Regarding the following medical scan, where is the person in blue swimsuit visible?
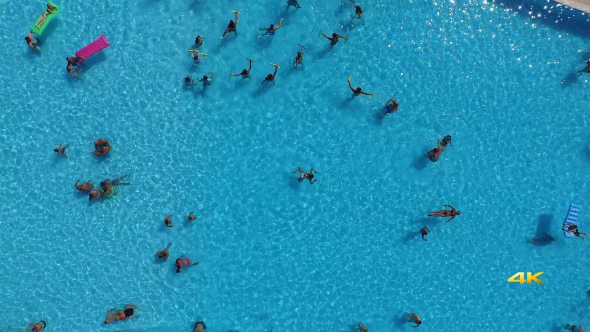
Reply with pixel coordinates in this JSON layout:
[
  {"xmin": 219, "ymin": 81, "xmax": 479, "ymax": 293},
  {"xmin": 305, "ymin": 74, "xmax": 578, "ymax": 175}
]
[
  {"xmin": 384, "ymin": 99, "xmax": 398, "ymax": 114},
  {"xmin": 260, "ymin": 19, "xmax": 283, "ymax": 36}
]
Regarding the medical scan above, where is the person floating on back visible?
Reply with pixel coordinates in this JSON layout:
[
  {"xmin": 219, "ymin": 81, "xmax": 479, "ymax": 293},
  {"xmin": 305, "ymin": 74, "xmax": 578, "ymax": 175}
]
[
  {"xmin": 156, "ymin": 243, "xmax": 172, "ymax": 261},
  {"xmin": 348, "ymin": 76, "xmax": 374, "ymax": 98},
  {"xmin": 175, "ymin": 254, "xmax": 200, "ymax": 273},
  {"xmin": 53, "ymin": 143, "xmax": 68, "ymax": 157},
  {"xmin": 563, "ymin": 223, "xmax": 589, "ymax": 240},
  {"xmin": 428, "ymin": 205, "xmax": 461, "ymax": 224},
  {"xmin": 260, "ymin": 19, "xmax": 283, "ymax": 36},
  {"xmin": 287, "ymin": 0, "xmax": 301, "ymax": 9},
  {"xmin": 384, "ymin": 99, "xmax": 398, "ymax": 114},
  {"xmin": 75, "ymin": 179, "xmax": 94, "ymax": 191},
  {"xmin": 194, "ymin": 321, "xmax": 207, "ymax": 332},
  {"xmin": 261, "ymin": 64, "xmax": 280, "ymax": 84},
  {"xmin": 292, "ymin": 167, "xmax": 317, "ymax": 184},
  {"xmin": 104, "ymin": 304, "xmax": 138, "ymax": 324},
  {"xmin": 407, "ymin": 313, "xmax": 422, "ymax": 328},
  {"xmin": 27, "ymin": 320, "xmax": 46, "ymax": 332},
  {"xmin": 34, "ymin": 3, "xmax": 57, "ymax": 29},
  {"xmin": 92, "ymin": 139, "xmax": 111, "ymax": 156},
  {"xmin": 25, "ymin": 32, "xmax": 41, "ymax": 51},
  {"xmin": 358, "ymin": 323, "xmax": 369, "ymax": 332},
  {"xmin": 221, "ymin": 11, "xmax": 240, "ymax": 38},
  {"xmin": 165, "ymin": 215, "xmax": 173, "ymax": 227},
  {"xmin": 319, "ymin": 31, "xmax": 347, "ymax": 46},
  {"xmin": 231, "ymin": 58, "xmax": 254, "ymax": 78},
  {"xmin": 295, "ymin": 45, "xmax": 305, "ymax": 68},
  {"xmin": 353, "ymin": 5, "xmax": 363, "ymax": 19},
  {"xmin": 188, "ymin": 211, "xmax": 197, "ymax": 221},
  {"xmin": 421, "ymin": 226, "xmax": 430, "ymax": 241}
]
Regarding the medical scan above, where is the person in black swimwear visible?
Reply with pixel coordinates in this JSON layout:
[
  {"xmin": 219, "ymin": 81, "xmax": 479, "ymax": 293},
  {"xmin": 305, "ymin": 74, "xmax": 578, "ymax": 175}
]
[
  {"xmin": 194, "ymin": 321, "xmax": 207, "ymax": 332},
  {"xmin": 295, "ymin": 45, "xmax": 305, "ymax": 68},
  {"xmin": 221, "ymin": 12, "xmax": 239, "ymax": 38},
  {"xmin": 27, "ymin": 321, "xmax": 46, "ymax": 331},
  {"xmin": 563, "ymin": 223, "xmax": 589, "ymax": 240},
  {"xmin": 292, "ymin": 167, "xmax": 317, "ymax": 184},
  {"xmin": 260, "ymin": 19, "xmax": 283, "ymax": 36},
  {"xmin": 320, "ymin": 32, "xmax": 346, "ymax": 46},
  {"xmin": 421, "ymin": 226, "xmax": 430, "ymax": 241}
]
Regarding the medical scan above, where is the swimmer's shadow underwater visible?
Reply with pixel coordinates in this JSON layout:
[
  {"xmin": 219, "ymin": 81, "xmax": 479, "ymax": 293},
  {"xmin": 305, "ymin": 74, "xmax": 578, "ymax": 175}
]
[
  {"xmin": 411, "ymin": 148, "xmax": 431, "ymax": 171},
  {"xmin": 527, "ymin": 214, "xmax": 556, "ymax": 246}
]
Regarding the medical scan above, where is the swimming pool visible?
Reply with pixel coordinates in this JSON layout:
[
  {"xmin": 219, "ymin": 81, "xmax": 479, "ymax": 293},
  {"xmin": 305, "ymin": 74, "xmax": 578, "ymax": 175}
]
[{"xmin": 1, "ymin": 0, "xmax": 590, "ymax": 330}]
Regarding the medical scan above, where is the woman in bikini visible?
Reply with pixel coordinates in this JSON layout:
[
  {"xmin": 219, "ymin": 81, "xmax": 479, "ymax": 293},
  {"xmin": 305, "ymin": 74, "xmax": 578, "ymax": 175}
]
[
  {"xmin": 27, "ymin": 321, "xmax": 46, "ymax": 331},
  {"xmin": 34, "ymin": 4, "xmax": 58, "ymax": 29},
  {"xmin": 165, "ymin": 215, "xmax": 173, "ymax": 227},
  {"xmin": 428, "ymin": 205, "xmax": 461, "ymax": 224},
  {"xmin": 259, "ymin": 19, "xmax": 283, "ymax": 36},
  {"xmin": 348, "ymin": 78, "xmax": 372, "ymax": 97},
  {"xmin": 292, "ymin": 167, "xmax": 318, "ymax": 184},
  {"xmin": 320, "ymin": 32, "xmax": 346, "ymax": 46},
  {"xmin": 52, "ymin": 143, "xmax": 68, "ymax": 157},
  {"xmin": 156, "ymin": 243, "xmax": 172, "ymax": 261},
  {"xmin": 74, "ymin": 179, "xmax": 94, "ymax": 191},
  {"xmin": 563, "ymin": 223, "xmax": 589, "ymax": 240},
  {"xmin": 221, "ymin": 12, "xmax": 239, "ymax": 38},
  {"xmin": 175, "ymin": 254, "xmax": 201, "ymax": 273},
  {"xmin": 25, "ymin": 32, "xmax": 41, "ymax": 51},
  {"xmin": 104, "ymin": 304, "xmax": 138, "ymax": 324}
]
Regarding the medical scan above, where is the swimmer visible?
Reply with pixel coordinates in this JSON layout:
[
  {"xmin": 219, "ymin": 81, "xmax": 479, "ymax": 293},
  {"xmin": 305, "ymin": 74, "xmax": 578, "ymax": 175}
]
[
  {"xmin": 563, "ymin": 223, "xmax": 589, "ymax": 240},
  {"xmin": 221, "ymin": 11, "xmax": 239, "ymax": 38},
  {"xmin": 261, "ymin": 64, "xmax": 279, "ymax": 84},
  {"xmin": 34, "ymin": 4, "xmax": 58, "ymax": 29},
  {"xmin": 438, "ymin": 135, "xmax": 452, "ymax": 153},
  {"xmin": 407, "ymin": 313, "xmax": 422, "ymax": 328},
  {"xmin": 428, "ymin": 205, "xmax": 461, "ymax": 224},
  {"xmin": 427, "ymin": 147, "xmax": 441, "ymax": 162},
  {"xmin": 100, "ymin": 180, "xmax": 116, "ymax": 197},
  {"xmin": 92, "ymin": 139, "xmax": 111, "ymax": 156},
  {"xmin": 320, "ymin": 31, "xmax": 346, "ymax": 46},
  {"xmin": 184, "ymin": 76, "xmax": 195, "ymax": 86},
  {"xmin": 348, "ymin": 77, "xmax": 373, "ymax": 97},
  {"xmin": 66, "ymin": 56, "xmax": 86, "ymax": 65},
  {"xmin": 353, "ymin": 5, "xmax": 363, "ymax": 19},
  {"xmin": 188, "ymin": 211, "xmax": 197, "ymax": 221},
  {"xmin": 579, "ymin": 60, "xmax": 590, "ymax": 73},
  {"xmin": 384, "ymin": 99, "xmax": 399, "ymax": 114},
  {"xmin": 421, "ymin": 226, "xmax": 430, "ymax": 241},
  {"xmin": 74, "ymin": 179, "xmax": 94, "ymax": 191},
  {"xmin": 25, "ymin": 32, "xmax": 41, "ymax": 51},
  {"xmin": 52, "ymin": 143, "xmax": 68, "ymax": 157},
  {"xmin": 292, "ymin": 167, "xmax": 318, "ymax": 184},
  {"xmin": 230, "ymin": 59, "xmax": 253, "ymax": 78},
  {"xmin": 566, "ymin": 324, "xmax": 583, "ymax": 332},
  {"xmin": 199, "ymin": 73, "xmax": 214, "ymax": 90},
  {"xmin": 195, "ymin": 35, "xmax": 204, "ymax": 47},
  {"xmin": 259, "ymin": 19, "xmax": 283, "ymax": 36},
  {"xmin": 175, "ymin": 254, "xmax": 201, "ymax": 273},
  {"xmin": 156, "ymin": 243, "xmax": 172, "ymax": 261},
  {"xmin": 27, "ymin": 321, "xmax": 46, "ymax": 332},
  {"xmin": 295, "ymin": 45, "xmax": 305, "ymax": 68},
  {"xmin": 287, "ymin": 0, "xmax": 302, "ymax": 9},
  {"xmin": 66, "ymin": 64, "xmax": 82, "ymax": 77},
  {"xmin": 165, "ymin": 215, "xmax": 173, "ymax": 227},
  {"xmin": 88, "ymin": 189, "xmax": 102, "ymax": 201},
  {"xmin": 104, "ymin": 304, "xmax": 138, "ymax": 324},
  {"xmin": 194, "ymin": 321, "xmax": 207, "ymax": 332},
  {"xmin": 358, "ymin": 323, "xmax": 369, "ymax": 332}
]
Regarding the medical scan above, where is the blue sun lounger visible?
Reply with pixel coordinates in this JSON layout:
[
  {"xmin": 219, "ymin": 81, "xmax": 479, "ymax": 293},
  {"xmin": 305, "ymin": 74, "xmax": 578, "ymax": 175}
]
[{"xmin": 563, "ymin": 204, "xmax": 582, "ymax": 238}]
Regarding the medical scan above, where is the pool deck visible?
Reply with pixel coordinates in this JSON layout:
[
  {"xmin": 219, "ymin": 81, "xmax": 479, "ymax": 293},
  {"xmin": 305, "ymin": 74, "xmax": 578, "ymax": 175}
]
[{"xmin": 553, "ymin": 0, "xmax": 590, "ymax": 13}]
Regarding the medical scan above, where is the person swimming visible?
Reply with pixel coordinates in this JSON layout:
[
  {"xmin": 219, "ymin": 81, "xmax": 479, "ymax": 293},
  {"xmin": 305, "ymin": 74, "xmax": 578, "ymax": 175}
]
[
  {"xmin": 188, "ymin": 211, "xmax": 197, "ymax": 221},
  {"xmin": 199, "ymin": 73, "xmax": 214, "ymax": 90},
  {"xmin": 175, "ymin": 254, "xmax": 201, "ymax": 273},
  {"xmin": 25, "ymin": 32, "xmax": 41, "ymax": 51},
  {"xmin": 194, "ymin": 321, "xmax": 207, "ymax": 332},
  {"xmin": 384, "ymin": 99, "xmax": 398, "ymax": 114},
  {"xmin": 420, "ymin": 226, "xmax": 430, "ymax": 241},
  {"xmin": 156, "ymin": 243, "xmax": 172, "ymax": 261},
  {"xmin": 295, "ymin": 45, "xmax": 305, "ymax": 68},
  {"xmin": 287, "ymin": 0, "xmax": 302, "ymax": 9},
  {"xmin": 230, "ymin": 59, "xmax": 253, "ymax": 78},
  {"xmin": 27, "ymin": 320, "xmax": 46, "ymax": 332},
  {"xmin": 438, "ymin": 135, "xmax": 452, "ymax": 153},
  {"xmin": 92, "ymin": 139, "xmax": 111, "ymax": 156},
  {"xmin": 165, "ymin": 215, "xmax": 173, "ymax": 227},
  {"xmin": 407, "ymin": 313, "xmax": 422, "ymax": 328},
  {"xmin": 195, "ymin": 35, "xmax": 204, "ymax": 47},
  {"xmin": 428, "ymin": 205, "xmax": 461, "ymax": 224},
  {"xmin": 184, "ymin": 76, "xmax": 194, "ymax": 86},
  {"xmin": 104, "ymin": 304, "xmax": 138, "ymax": 324},
  {"xmin": 261, "ymin": 64, "xmax": 279, "ymax": 84},
  {"xmin": 259, "ymin": 19, "xmax": 283, "ymax": 36},
  {"xmin": 292, "ymin": 167, "xmax": 318, "ymax": 184},
  {"xmin": 347, "ymin": 77, "xmax": 373, "ymax": 97},
  {"xmin": 221, "ymin": 11, "xmax": 239, "ymax": 38},
  {"xmin": 354, "ymin": 5, "xmax": 363, "ymax": 19},
  {"xmin": 563, "ymin": 223, "xmax": 589, "ymax": 240},
  {"xmin": 320, "ymin": 31, "xmax": 346, "ymax": 46},
  {"xmin": 427, "ymin": 147, "xmax": 441, "ymax": 162},
  {"xmin": 52, "ymin": 143, "xmax": 68, "ymax": 157},
  {"xmin": 75, "ymin": 179, "xmax": 94, "ymax": 191},
  {"xmin": 358, "ymin": 323, "xmax": 369, "ymax": 332}
]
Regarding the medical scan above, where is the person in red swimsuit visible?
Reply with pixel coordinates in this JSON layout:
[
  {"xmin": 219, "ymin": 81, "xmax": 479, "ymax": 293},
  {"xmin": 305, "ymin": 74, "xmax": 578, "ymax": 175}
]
[
  {"xmin": 92, "ymin": 139, "xmax": 111, "ymax": 156},
  {"xmin": 175, "ymin": 254, "xmax": 200, "ymax": 273},
  {"xmin": 74, "ymin": 179, "xmax": 94, "ymax": 191},
  {"xmin": 52, "ymin": 143, "xmax": 69, "ymax": 157},
  {"xmin": 428, "ymin": 205, "xmax": 461, "ymax": 224},
  {"xmin": 104, "ymin": 304, "xmax": 138, "ymax": 324}
]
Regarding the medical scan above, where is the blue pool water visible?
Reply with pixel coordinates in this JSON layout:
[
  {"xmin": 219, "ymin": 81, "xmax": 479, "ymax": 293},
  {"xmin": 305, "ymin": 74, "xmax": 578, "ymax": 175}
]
[{"xmin": 1, "ymin": 0, "xmax": 590, "ymax": 331}]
